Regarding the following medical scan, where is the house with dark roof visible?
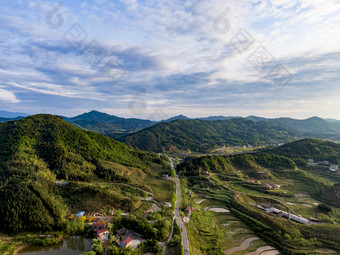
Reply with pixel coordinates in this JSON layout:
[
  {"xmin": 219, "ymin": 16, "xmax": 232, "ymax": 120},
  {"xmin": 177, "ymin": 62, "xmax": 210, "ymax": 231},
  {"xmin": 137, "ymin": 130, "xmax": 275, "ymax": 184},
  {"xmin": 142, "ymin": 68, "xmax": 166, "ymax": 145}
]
[
  {"xmin": 115, "ymin": 228, "xmax": 128, "ymax": 237},
  {"xmin": 184, "ymin": 205, "xmax": 191, "ymax": 216},
  {"xmin": 161, "ymin": 201, "xmax": 172, "ymax": 207},
  {"xmin": 92, "ymin": 223, "xmax": 106, "ymax": 229}
]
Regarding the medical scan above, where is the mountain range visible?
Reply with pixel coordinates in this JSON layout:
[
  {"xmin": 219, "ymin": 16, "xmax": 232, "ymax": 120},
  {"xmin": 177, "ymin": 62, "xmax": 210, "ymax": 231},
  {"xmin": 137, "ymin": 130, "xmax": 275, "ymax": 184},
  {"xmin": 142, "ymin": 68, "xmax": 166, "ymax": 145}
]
[
  {"xmin": 1, "ymin": 110, "xmax": 340, "ymax": 151},
  {"xmin": 120, "ymin": 118, "xmax": 297, "ymax": 152}
]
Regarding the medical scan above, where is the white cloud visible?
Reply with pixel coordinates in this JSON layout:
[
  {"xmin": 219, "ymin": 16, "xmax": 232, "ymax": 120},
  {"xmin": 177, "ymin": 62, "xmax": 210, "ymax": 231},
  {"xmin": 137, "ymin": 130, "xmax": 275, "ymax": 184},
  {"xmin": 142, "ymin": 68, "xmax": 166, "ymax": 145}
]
[
  {"xmin": 0, "ymin": 86, "xmax": 19, "ymax": 103},
  {"xmin": 0, "ymin": 0, "xmax": 340, "ymax": 118}
]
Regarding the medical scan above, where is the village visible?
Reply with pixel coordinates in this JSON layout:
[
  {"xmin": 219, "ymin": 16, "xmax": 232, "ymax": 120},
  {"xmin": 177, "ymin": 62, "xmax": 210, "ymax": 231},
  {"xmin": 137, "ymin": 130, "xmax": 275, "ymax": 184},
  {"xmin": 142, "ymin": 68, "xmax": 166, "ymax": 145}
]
[
  {"xmin": 307, "ymin": 159, "xmax": 339, "ymax": 172},
  {"xmin": 66, "ymin": 196, "xmax": 189, "ymax": 252},
  {"xmin": 67, "ymin": 210, "xmax": 155, "ymax": 250}
]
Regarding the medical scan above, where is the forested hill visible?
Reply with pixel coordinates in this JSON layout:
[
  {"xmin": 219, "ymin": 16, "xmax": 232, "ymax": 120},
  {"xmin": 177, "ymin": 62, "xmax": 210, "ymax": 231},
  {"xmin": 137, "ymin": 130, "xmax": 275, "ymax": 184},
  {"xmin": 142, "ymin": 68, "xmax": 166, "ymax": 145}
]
[
  {"xmin": 64, "ymin": 110, "xmax": 154, "ymax": 138},
  {"xmin": 177, "ymin": 153, "xmax": 296, "ymax": 176},
  {"xmin": 0, "ymin": 114, "xmax": 169, "ymax": 233},
  {"xmin": 119, "ymin": 118, "xmax": 297, "ymax": 153},
  {"xmin": 265, "ymin": 138, "xmax": 340, "ymax": 164}
]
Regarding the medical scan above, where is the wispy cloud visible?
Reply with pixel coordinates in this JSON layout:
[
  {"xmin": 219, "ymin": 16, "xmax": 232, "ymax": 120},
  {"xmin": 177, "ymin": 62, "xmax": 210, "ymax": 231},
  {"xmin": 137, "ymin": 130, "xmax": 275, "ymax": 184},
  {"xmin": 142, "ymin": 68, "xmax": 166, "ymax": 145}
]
[{"xmin": 0, "ymin": 0, "xmax": 339, "ymax": 119}]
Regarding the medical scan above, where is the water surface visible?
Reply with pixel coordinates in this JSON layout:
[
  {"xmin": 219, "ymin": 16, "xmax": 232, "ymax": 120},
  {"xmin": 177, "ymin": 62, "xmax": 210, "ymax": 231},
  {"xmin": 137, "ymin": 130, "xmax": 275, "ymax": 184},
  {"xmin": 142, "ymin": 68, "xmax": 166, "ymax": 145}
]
[{"xmin": 19, "ymin": 236, "xmax": 92, "ymax": 255}]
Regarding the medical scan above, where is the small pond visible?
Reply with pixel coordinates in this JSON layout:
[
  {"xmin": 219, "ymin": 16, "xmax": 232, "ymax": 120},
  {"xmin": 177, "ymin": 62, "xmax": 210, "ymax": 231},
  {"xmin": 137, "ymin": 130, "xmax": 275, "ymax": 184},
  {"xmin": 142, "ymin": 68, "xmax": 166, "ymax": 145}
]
[{"xmin": 19, "ymin": 236, "xmax": 92, "ymax": 255}]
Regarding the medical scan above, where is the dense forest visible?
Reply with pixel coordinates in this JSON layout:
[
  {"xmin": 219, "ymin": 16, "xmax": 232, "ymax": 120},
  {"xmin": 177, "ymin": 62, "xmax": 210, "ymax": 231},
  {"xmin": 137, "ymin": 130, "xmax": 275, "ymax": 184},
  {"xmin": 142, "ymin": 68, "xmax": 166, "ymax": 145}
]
[
  {"xmin": 120, "ymin": 118, "xmax": 297, "ymax": 152},
  {"xmin": 0, "ymin": 114, "xmax": 169, "ymax": 233}
]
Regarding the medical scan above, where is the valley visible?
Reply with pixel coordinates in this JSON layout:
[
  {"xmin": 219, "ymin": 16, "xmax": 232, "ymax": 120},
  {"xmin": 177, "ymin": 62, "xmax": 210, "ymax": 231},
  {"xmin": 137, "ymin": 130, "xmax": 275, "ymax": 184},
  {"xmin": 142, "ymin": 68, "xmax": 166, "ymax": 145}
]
[
  {"xmin": 2, "ymin": 1, "xmax": 340, "ymax": 254},
  {"xmin": 0, "ymin": 114, "xmax": 340, "ymax": 255}
]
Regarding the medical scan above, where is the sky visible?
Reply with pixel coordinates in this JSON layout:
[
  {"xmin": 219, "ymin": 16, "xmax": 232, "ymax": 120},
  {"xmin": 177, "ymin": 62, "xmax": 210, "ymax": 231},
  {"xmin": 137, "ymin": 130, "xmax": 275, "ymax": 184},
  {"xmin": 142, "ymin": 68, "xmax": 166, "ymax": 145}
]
[{"xmin": 0, "ymin": 0, "xmax": 340, "ymax": 120}]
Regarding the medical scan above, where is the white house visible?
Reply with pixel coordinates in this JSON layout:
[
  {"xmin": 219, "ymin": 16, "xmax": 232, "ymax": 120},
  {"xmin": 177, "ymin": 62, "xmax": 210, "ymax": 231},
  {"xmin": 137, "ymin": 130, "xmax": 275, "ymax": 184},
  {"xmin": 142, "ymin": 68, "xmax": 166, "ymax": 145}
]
[{"xmin": 329, "ymin": 164, "xmax": 339, "ymax": 172}]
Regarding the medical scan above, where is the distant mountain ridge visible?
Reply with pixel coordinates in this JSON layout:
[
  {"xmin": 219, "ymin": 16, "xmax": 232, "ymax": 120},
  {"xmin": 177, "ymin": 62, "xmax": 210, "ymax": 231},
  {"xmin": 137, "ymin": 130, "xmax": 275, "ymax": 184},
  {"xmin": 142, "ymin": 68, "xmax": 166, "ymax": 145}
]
[
  {"xmin": 63, "ymin": 110, "xmax": 154, "ymax": 138},
  {"xmin": 0, "ymin": 110, "xmax": 28, "ymax": 118},
  {"xmin": 62, "ymin": 112, "xmax": 340, "ymax": 142},
  {"xmin": 161, "ymin": 114, "xmax": 189, "ymax": 122},
  {"xmin": 264, "ymin": 138, "xmax": 340, "ymax": 164},
  {"xmin": 1, "ymin": 110, "xmax": 340, "ymax": 142},
  {"xmin": 119, "ymin": 118, "xmax": 297, "ymax": 152}
]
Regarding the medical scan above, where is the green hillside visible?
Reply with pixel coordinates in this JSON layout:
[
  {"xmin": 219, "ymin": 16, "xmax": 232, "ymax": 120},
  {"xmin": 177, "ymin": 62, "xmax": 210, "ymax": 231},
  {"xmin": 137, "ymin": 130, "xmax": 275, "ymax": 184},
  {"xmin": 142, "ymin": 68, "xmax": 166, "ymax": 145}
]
[
  {"xmin": 178, "ymin": 141, "xmax": 340, "ymax": 253},
  {"xmin": 246, "ymin": 116, "xmax": 340, "ymax": 142},
  {"xmin": 0, "ymin": 114, "xmax": 169, "ymax": 234},
  {"xmin": 177, "ymin": 153, "xmax": 296, "ymax": 177},
  {"xmin": 120, "ymin": 118, "xmax": 297, "ymax": 152},
  {"xmin": 65, "ymin": 110, "xmax": 154, "ymax": 137},
  {"xmin": 267, "ymin": 138, "xmax": 340, "ymax": 164}
]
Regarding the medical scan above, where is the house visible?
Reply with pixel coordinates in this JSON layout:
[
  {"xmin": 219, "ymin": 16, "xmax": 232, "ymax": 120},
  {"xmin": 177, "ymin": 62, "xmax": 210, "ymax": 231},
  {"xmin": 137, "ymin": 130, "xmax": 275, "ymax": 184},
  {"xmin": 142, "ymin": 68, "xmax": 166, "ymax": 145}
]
[
  {"xmin": 262, "ymin": 183, "xmax": 272, "ymax": 189},
  {"xmin": 329, "ymin": 164, "xmax": 339, "ymax": 172},
  {"xmin": 96, "ymin": 228, "xmax": 109, "ymax": 239},
  {"xmin": 273, "ymin": 184, "xmax": 281, "ymax": 189},
  {"xmin": 56, "ymin": 180, "xmax": 68, "ymax": 186},
  {"xmin": 115, "ymin": 228, "xmax": 128, "ymax": 237},
  {"xmin": 266, "ymin": 208, "xmax": 281, "ymax": 214},
  {"xmin": 307, "ymin": 159, "xmax": 317, "ymax": 166},
  {"xmin": 184, "ymin": 206, "xmax": 191, "ymax": 216},
  {"xmin": 119, "ymin": 236, "xmax": 133, "ymax": 248},
  {"xmin": 265, "ymin": 207, "xmax": 310, "ymax": 224},
  {"xmin": 92, "ymin": 223, "xmax": 106, "ymax": 229},
  {"xmin": 257, "ymin": 205, "xmax": 266, "ymax": 211},
  {"xmin": 162, "ymin": 174, "xmax": 172, "ymax": 181},
  {"xmin": 161, "ymin": 202, "xmax": 172, "ymax": 207},
  {"xmin": 75, "ymin": 211, "xmax": 85, "ymax": 217}
]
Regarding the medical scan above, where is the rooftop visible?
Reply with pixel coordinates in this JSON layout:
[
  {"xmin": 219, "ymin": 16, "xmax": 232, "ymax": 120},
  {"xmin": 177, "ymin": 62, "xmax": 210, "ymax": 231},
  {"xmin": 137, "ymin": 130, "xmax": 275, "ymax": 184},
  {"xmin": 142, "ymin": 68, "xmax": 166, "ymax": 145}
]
[{"xmin": 122, "ymin": 236, "xmax": 133, "ymax": 244}]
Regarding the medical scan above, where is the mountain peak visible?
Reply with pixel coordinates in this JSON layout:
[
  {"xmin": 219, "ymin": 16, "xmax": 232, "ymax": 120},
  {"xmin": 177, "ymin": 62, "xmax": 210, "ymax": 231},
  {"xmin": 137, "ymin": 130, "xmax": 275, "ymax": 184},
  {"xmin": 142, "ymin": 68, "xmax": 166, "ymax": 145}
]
[
  {"xmin": 68, "ymin": 110, "xmax": 120, "ymax": 122},
  {"xmin": 162, "ymin": 114, "xmax": 189, "ymax": 122}
]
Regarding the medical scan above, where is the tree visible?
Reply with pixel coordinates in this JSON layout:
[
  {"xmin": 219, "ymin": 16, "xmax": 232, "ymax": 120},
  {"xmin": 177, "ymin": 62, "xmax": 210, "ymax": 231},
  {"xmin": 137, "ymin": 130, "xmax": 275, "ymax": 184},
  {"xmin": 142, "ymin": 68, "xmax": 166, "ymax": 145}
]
[{"xmin": 91, "ymin": 239, "xmax": 104, "ymax": 255}]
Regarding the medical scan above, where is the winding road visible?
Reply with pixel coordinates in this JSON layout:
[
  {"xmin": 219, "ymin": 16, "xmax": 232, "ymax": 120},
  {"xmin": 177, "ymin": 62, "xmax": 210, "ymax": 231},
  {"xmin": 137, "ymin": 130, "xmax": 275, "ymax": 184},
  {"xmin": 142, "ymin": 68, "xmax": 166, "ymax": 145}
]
[{"xmin": 172, "ymin": 159, "xmax": 191, "ymax": 255}]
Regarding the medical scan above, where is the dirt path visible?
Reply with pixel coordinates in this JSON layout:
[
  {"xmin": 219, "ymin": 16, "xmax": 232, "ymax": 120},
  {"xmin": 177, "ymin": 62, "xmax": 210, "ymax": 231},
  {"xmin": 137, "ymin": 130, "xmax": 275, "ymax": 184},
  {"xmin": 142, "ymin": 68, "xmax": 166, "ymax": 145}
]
[
  {"xmin": 195, "ymin": 199, "xmax": 205, "ymax": 204},
  {"xmin": 207, "ymin": 207, "xmax": 230, "ymax": 213},
  {"xmin": 260, "ymin": 250, "xmax": 280, "ymax": 255},
  {"xmin": 244, "ymin": 246, "xmax": 278, "ymax": 255},
  {"xmin": 224, "ymin": 237, "xmax": 259, "ymax": 255},
  {"xmin": 314, "ymin": 248, "xmax": 337, "ymax": 254}
]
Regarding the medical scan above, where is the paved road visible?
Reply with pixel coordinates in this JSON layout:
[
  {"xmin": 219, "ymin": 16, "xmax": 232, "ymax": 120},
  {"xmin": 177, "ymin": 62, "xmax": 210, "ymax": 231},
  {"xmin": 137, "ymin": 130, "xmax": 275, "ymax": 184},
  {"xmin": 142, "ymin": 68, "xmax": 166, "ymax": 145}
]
[{"xmin": 171, "ymin": 160, "xmax": 191, "ymax": 255}]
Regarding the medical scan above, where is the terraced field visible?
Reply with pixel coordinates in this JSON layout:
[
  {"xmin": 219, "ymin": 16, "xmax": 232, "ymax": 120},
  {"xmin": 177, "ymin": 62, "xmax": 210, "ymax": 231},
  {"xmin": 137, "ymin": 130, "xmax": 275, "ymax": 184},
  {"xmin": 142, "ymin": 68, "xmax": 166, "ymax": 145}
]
[{"xmin": 185, "ymin": 198, "xmax": 280, "ymax": 255}]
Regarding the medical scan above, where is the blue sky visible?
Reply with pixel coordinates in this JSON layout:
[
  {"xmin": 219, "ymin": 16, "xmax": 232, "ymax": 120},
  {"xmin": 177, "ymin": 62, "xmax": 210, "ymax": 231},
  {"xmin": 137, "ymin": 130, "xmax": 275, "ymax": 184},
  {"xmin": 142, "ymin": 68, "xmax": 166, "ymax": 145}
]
[{"xmin": 1, "ymin": 0, "xmax": 340, "ymax": 119}]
